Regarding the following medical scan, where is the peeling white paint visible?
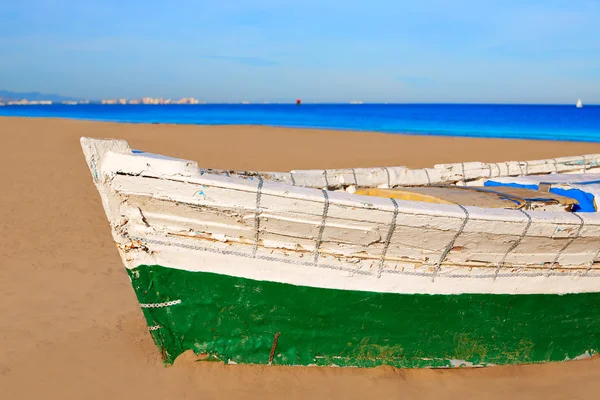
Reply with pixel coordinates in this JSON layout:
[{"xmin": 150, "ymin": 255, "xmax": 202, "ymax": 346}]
[
  {"xmin": 80, "ymin": 137, "xmax": 600, "ymax": 296},
  {"xmin": 565, "ymin": 351, "xmax": 595, "ymax": 361}
]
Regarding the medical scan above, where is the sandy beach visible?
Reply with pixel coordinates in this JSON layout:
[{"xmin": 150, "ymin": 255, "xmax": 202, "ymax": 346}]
[{"xmin": 3, "ymin": 116, "xmax": 600, "ymax": 399}]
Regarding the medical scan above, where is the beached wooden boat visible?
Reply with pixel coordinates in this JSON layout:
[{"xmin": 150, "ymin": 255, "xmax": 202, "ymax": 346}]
[{"xmin": 81, "ymin": 137, "xmax": 600, "ymax": 368}]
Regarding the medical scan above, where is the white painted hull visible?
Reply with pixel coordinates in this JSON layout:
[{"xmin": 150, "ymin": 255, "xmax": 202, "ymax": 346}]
[{"xmin": 81, "ymin": 137, "xmax": 600, "ymax": 296}]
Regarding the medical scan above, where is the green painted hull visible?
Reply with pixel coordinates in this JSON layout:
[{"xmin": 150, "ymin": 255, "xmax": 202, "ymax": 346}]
[{"xmin": 128, "ymin": 265, "xmax": 600, "ymax": 367}]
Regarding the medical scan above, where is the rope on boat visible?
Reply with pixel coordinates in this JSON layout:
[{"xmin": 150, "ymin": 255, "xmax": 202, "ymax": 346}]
[
  {"xmin": 323, "ymin": 169, "xmax": 330, "ymax": 188},
  {"xmin": 289, "ymin": 171, "xmax": 296, "ymax": 186},
  {"xmin": 524, "ymin": 161, "xmax": 529, "ymax": 176},
  {"xmin": 378, "ymin": 198, "xmax": 399, "ymax": 278},
  {"xmin": 131, "ymin": 236, "xmax": 600, "ymax": 279},
  {"xmin": 587, "ymin": 248, "xmax": 600, "ymax": 276},
  {"xmin": 494, "ymin": 163, "xmax": 502, "ymax": 177},
  {"xmin": 313, "ymin": 189, "xmax": 330, "ymax": 265},
  {"xmin": 494, "ymin": 209, "xmax": 532, "ymax": 281},
  {"xmin": 383, "ymin": 167, "xmax": 391, "ymax": 188},
  {"xmin": 431, "ymin": 204, "xmax": 470, "ymax": 282},
  {"xmin": 140, "ymin": 299, "xmax": 182, "ymax": 308},
  {"xmin": 138, "ymin": 236, "xmax": 372, "ymax": 275},
  {"xmin": 268, "ymin": 332, "xmax": 280, "ymax": 365},
  {"xmin": 553, "ymin": 158, "xmax": 559, "ymax": 173},
  {"xmin": 252, "ymin": 173, "xmax": 264, "ymax": 258},
  {"xmin": 546, "ymin": 213, "xmax": 585, "ymax": 277},
  {"xmin": 424, "ymin": 168, "xmax": 432, "ymax": 185},
  {"xmin": 461, "ymin": 163, "xmax": 466, "ymax": 183},
  {"xmin": 351, "ymin": 168, "xmax": 358, "ymax": 187}
]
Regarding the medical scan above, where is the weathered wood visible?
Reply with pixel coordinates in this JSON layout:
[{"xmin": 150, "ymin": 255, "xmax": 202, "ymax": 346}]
[
  {"xmin": 80, "ymin": 137, "xmax": 600, "ymax": 369},
  {"xmin": 82, "ymin": 137, "xmax": 600, "ymax": 295}
]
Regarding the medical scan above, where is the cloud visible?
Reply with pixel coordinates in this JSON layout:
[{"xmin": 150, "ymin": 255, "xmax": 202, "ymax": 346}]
[{"xmin": 199, "ymin": 55, "xmax": 278, "ymax": 67}]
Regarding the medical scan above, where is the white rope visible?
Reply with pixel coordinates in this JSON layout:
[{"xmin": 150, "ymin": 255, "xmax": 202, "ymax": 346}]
[
  {"xmin": 382, "ymin": 167, "xmax": 391, "ymax": 188},
  {"xmin": 545, "ymin": 213, "xmax": 585, "ymax": 277},
  {"xmin": 424, "ymin": 169, "xmax": 431, "ymax": 185},
  {"xmin": 431, "ymin": 204, "xmax": 469, "ymax": 282},
  {"xmin": 252, "ymin": 173, "xmax": 264, "ymax": 257},
  {"xmin": 587, "ymin": 248, "xmax": 600, "ymax": 275},
  {"xmin": 129, "ymin": 236, "xmax": 600, "ymax": 279},
  {"xmin": 148, "ymin": 325, "xmax": 162, "ymax": 331},
  {"xmin": 140, "ymin": 299, "xmax": 182, "ymax": 308},
  {"xmin": 377, "ymin": 198, "xmax": 399, "ymax": 278},
  {"xmin": 494, "ymin": 209, "xmax": 532, "ymax": 280},
  {"xmin": 351, "ymin": 168, "xmax": 358, "ymax": 187},
  {"xmin": 313, "ymin": 189, "xmax": 330, "ymax": 265},
  {"xmin": 494, "ymin": 163, "xmax": 502, "ymax": 177}
]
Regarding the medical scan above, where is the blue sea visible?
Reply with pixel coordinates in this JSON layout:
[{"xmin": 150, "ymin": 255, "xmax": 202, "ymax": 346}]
[{"xmin": 1, "ymin": 103, "xmax": 599, "ymax": 142}]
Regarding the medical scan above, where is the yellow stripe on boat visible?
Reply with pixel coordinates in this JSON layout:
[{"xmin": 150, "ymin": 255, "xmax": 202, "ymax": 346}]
[{"xmin": 355, "ymin": 187, "xmax": 456, "ymax": 204}]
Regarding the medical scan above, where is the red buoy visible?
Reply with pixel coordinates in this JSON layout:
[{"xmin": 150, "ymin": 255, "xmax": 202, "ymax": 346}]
[{"xmin": 296, "ymin": 99, "xmax": 301, "ymax": 105}]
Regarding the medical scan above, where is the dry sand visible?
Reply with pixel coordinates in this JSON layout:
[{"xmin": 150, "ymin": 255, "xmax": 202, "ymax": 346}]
[{"xmin": 2, "ymin": 116, "xmax": 600, "ymax": 399}]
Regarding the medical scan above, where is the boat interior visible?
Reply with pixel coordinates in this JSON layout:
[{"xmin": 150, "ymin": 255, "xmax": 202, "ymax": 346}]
[
  {"xmin": 184, "ymin": 158, "xmax": 600, "ymax": 214},
  {"xmin": 125, "ymin": 143, "xmax": 600, "ymax": 214}
]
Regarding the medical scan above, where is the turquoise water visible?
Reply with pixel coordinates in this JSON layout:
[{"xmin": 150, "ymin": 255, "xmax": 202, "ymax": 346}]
[{"xmin": 1, "ymin": 103, "xmax": 599, "ymax": 142}]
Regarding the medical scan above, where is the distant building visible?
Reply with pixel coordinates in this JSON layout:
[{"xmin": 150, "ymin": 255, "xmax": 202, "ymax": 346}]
[
  {"xmin": 7, "ymin": 99, "xmax": 36, "ymax": 105},
  {"xmin": 98, "ymin": 96, "xmax": 202, "ymax": 105},
  {"xmin": 174, "ymin": 97, "xmax": 200, "ymax": 104}
]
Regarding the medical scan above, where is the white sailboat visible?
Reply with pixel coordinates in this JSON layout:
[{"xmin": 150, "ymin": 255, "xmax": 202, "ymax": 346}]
[{"xmin": 577, "ymin": 98, "xmax": 583, "ymax": 108}]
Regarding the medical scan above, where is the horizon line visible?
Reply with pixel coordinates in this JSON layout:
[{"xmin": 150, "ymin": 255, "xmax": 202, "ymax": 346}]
[{"xmin": 1, "ymin": 102, "xmax": 597, "ymax": 106}]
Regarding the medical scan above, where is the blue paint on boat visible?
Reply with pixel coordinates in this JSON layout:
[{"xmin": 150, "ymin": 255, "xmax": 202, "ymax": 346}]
[{"xmin": 484, "ymin": 181, "xmax": 596, "ymax": 212}]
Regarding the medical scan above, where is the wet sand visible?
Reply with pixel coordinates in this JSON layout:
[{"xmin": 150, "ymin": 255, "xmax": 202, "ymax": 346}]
[{"xmin": 2, "ymin": 116, "xmax": 600, "ymax": 399}]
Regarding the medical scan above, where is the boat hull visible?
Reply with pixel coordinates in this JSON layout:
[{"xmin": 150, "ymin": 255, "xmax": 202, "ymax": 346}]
[
  {"xmin": 79, "ymin": 137, "xmax": 600, "ymax": 368},
  {"xmin": 131, "ymin": 263, "xmax": 600, "ymax": 367}
]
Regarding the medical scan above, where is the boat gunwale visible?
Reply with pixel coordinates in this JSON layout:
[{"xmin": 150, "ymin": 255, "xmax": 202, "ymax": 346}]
[
  {"xmin": 110, "ymin": 167, "xmax": 600, "ymax": 231},
  {"xmin": 113, "ymin": 173, "xmax": 600, "ymax": 234}
]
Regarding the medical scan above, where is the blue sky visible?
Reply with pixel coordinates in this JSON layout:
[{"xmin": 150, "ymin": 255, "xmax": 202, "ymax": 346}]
[{"xmin": 0, "ymin": 0, "xmax": 599, "ymax": 103}]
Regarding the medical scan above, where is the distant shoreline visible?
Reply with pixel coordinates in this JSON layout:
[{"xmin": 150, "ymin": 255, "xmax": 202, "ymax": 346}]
[
  {"xmin": 1, "ymin": 102, "xmax": 598, "ymax": 106},
  {"xmin": 1, "ymin": 112, "xmax": 599, "ymax": 145}
]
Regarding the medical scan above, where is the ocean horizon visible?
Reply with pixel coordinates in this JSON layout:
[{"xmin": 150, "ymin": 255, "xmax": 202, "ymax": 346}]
[{"xmin": 1, "ymin": 103, "xmax": 599, "ymax": 143}]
